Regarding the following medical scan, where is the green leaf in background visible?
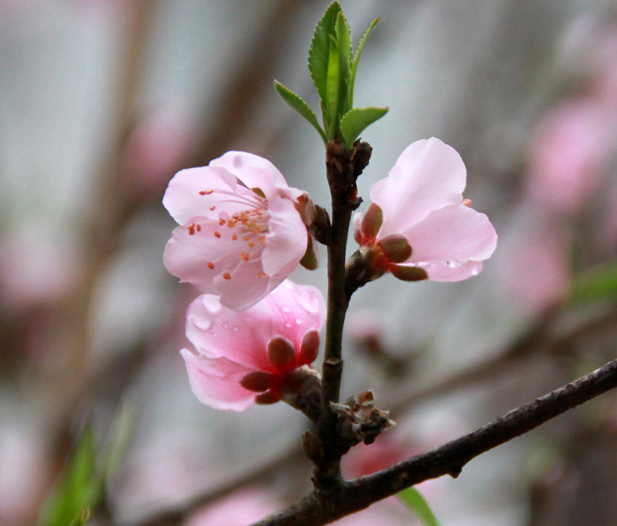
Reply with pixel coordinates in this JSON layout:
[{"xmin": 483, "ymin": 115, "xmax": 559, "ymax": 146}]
[
  {"xmin": 349, "ymin": 18, "xmax": 379, "ymax": 108},
  {"xmin": 569, "ymin": 259, "xmax": 617, "ymax": 306},
  {"xmin": 38, "ymin": 425, "xmax": 103, "ymax": 526},
  {"xmin": 398, "ymin": 487, "xmax": 442, "ymax": 526},
  {"xmin": 340, "ymin": 106, "xmax": 388, "ymax": 147},
  {"xmin": 308, "ymin": 2, "xmax": 341, "ymax": 106},
  {"xmin": 274, "ymin": 81, "xmax": 327, "ymax": 144},
  {"xmin": 68, "ymin": 508, "xmax": 91, "ymax": 526}
]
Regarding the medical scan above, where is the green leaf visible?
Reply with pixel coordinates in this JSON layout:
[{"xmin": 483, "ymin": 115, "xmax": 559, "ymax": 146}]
[
  {"xmin": 570, "ymin": 259, "xmax": 617, "ymax": 306},
  {"xmin": 349, "ymin": 18, "xmax": 379, "ymax": 107},
  {"xmin": 274, "ymin": 81, "xmax": 327, "ymax": 144},
  {"xmin": 68, "ymin": 508, "xmax": 91, "ymax": 526},
  {"xmin": 38, "ymin": 426, "xmax": 103, "ymax": 526},
  {"xmin": 340, "ymin": 106, "xmax": 388, "ymax": 147},
  {"xmin": 335, "ymin": 10, "xmax": 352, "ymax": 66},
  {"xmin": 398, "ymin": 487, "xmax": 442, "ymax": 526},
  {"xmin": 325, "ymin": 34, "xmax": 341, "ymax": 135},
  {"xmin": 335, "ymin": 11, "xmax": 352, "ymax": 120},
  {"xmin": 308, "ymin": 2, "xmax": 341, "ymax": 105}
]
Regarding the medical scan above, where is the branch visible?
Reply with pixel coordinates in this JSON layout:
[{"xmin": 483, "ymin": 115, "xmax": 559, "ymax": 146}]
[{"xmin": 251, "ymin": 358, "xmax": 617, "ymax": 525}]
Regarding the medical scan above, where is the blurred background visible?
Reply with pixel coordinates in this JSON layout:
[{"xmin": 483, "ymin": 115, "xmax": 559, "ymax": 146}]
[{"xmin": 2, "ymin": 1, "xmax": 617, "ymax": 525}]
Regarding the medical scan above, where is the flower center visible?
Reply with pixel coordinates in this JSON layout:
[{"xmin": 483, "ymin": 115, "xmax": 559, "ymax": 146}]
[{"xmin": 219, "ymin": 205, "xmax": 270, "ymax": 256}]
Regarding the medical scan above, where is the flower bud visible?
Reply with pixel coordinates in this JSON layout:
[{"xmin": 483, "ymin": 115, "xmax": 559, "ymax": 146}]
[
  {"xmin": 299, "ymin": 329, "xmax": 320, "ymax": 365},
  {"xmin": 240, "ymin": 371, "xmax": 276, "ymax": 392},
  {"xmin": 300, "ymin": 236, "xmax": 319, "ymax": 270},
  {"xmin": 376, "ymin": 234, "xmax": 412, "ymax": 263},
  {"xmin": 390, "ymin": 265, "xmax": 428, "ymax": 282},
  {"xmin": 267, "ymin": 336, "xmax": 296, "ymax": 370},
  {"xmin": 361, "ymin": 203, "xmax": 383, "ymax": 240},
  {"xmin": 255, "ymin": 391, "xmax": 281, "ymax": 405}
]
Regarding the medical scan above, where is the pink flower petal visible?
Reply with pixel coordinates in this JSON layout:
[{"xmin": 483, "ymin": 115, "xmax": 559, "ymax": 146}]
[
  {"xmin": 162, "ymin": 166, "xmax": 238, "ymax": 225},
  {"xmin": 185, "ymin": 281, "xmax": 325, "ymax": 372},
  {"xmin": 210, "ymin": 151, "xmax": 300, "ymax": 199},
  {"xmin": 404, "ymin": 204, "xmax": 497, "ymax": 265},
  {"xmin": 371, "ymin": 138, "xmax": 467, "ymax": 236},
  {"xmin": 186, "ymin": 295, "xmax": 275, "ymax": 371},
  {"xmin": 180, "ymin": 350, "xmax": 256, "ymax": 411},
  {"xmin": 263, "ymin": 280, "xmax": 326, "ymax": 350},
  {"xmin": 262, "ymin": 195, "xmax": 308, "ymax": 276},
  {"xmin": 163, "ymin": 217, "xmax": 271, "ymax": 307},
  {"xmin": 420, "ymin": 260, "xmax": 484, "ymax": 282}
]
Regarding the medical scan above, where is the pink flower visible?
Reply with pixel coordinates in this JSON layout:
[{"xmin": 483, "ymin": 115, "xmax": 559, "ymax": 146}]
[
  {"xmin": 354, "ymin": 138, "xmax": 497, "ymax": 282},
  {"xmin": 180, "ymin": 280, "xmax": 325, "ymax": 411},
  {"xmin": 163, "ymin": 151, "xmax": 309, "ymax": 310}
]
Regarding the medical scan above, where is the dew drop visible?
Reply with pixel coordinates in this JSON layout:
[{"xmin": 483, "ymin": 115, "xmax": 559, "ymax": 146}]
[
  {"xmin": 222, "ymin": 322, "xmax": 229, "ymax": 329},
  {"xmin": 232, "ymin": 326, "xmax": 239, "ymax": 332},
  {"xmin": 295, "ymin": 318, "xmax": 302, "ymax": 325},
  {"xmin": 285, "ymin": 322, "xmax": 292, "ymax": 328},
  {"xmin": 282, "ymin": 306, "xmax": 290, "ymax": 313},
  {"xmin": 192, "ymin": 318, "xmax": 212, "ymax": 331}
]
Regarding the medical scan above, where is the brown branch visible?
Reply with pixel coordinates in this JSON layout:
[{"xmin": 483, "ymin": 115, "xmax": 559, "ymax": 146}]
[{"xmin": 251, "ymin": 358, "xmax": 617, "ymax": 525}]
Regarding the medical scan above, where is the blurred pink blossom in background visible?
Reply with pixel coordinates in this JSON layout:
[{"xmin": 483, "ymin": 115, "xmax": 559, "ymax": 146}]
[{"xmin": 122, "ymin": 106, "xmax": 194, "ymax": 198}]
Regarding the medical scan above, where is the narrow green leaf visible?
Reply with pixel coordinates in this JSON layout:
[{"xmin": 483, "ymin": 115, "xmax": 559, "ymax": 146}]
[
  {"xmin": 325, "ymin": 35, "xmax": 341, "ymax": 136},
  {"xmin": 570, "ymin": 260, "xmax": 617, "ymax": 306},
  {"xmin": 39, "ymin": 426, "xmax": 104, "ymax": 526},
  {"xmin": 103, "ymin": 401, "xmax": 137, "ymax": 479},
  {"xmin": 340, "ymin": 106, "xmax": 388, "ymax": 147},
  {"xmin": 335, "ymin": 10, "xmax": 352, "ymax": 70},
  {"xmin": 274, "ymin": 81, "xmax": 327, "ymax": 144},
  {"xmin": 308, "ymin": 2, "xmax": 342, "ymax": 105},
  {"xmin": 68, "ymin": 508, "xmax": 91, "ymax": 526},
  {"xmin": 398, "ymin": 487, "xmax": 442, "ymax": 526},
  {"xmin": 349, "ymin": 18, "xmax": 379, "ymax": 107},
  {"xmin": 335, "ymin": 11, "xmax": 352, "ymax": 120}
]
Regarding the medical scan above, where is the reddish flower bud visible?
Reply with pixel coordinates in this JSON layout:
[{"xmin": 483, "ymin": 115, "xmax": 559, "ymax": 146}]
[
  {"xmin": 299, "ymin": 329, "xmax": 320, "ymax": 365},
  {"xmin": 299, "ymin": 236, "xmax": 319, "ymax": 270},
  {"xmin": 390, "ymin": 265, "xmax": 428, "ymax": 282},
  {"xmin": 376, "ymin": 234, "xmax": 412, "ymax": 263},
  {"xmin": 360, "ymin": 203, "xmax": 383, "ymax": 240},
  {"xmin": 240, "ymin": 371, "xmax": 276, "ymax": 392},
  {"xmin": 267, "ymin": 336, "xmax": 296, "ymax": 370},
  {"xmin": 255, "ymin": 390, "xmax": 281, "ymax": 405}
]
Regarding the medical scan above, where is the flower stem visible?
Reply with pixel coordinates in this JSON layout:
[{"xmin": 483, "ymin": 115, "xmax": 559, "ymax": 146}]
[{"xmin": 315, "ymin": 139, "xmax": 370, "ymax": 487}]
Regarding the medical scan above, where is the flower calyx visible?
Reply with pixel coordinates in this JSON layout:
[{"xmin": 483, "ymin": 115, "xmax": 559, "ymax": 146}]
[{"xmin": 238, "ymin": 330, "xmax": 322, "ymax": 421}]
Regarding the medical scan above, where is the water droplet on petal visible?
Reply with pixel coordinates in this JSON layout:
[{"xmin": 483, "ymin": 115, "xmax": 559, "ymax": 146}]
[
  {"xmin": 232, "ymin": 326, "xmax": 239, "ymax": 332},
  {"xmin": 222, "ymin": 322, "xmax": 229, "ymax": 329},
  {"xmin": 285, "ymin": 322, "xmax": 292, "ymax": 328},
  {"xmin": 282, "ymin": 306, "xmax": 290, "ymax": 313},
  {"xmin": 192, "ymin": 318, "xmax": 212, "ymax": 331},
  {"xmin": 295, "ymin": 318, "xmax": 302, "ymax": 325}
]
